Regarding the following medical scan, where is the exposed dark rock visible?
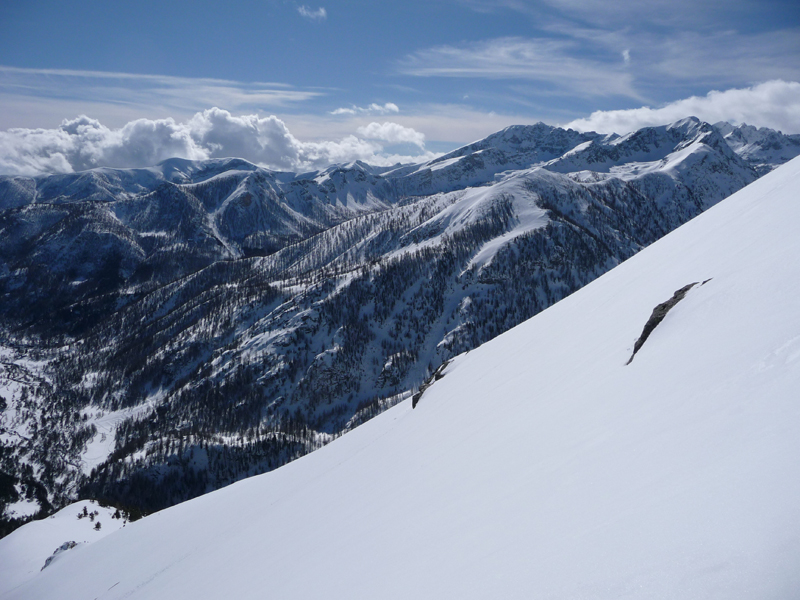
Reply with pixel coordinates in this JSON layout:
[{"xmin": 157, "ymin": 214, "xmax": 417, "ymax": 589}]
[
  {"xmin": 627, "ymin": 282, "xmax": 705, "ymax": 364},
  {"xmin": 41, "ymin": 541, "xmax": 78, "ymax": 570},
  {"xmin": 412, "ymin": 360, "xmax": 451, "ymax": 409}
]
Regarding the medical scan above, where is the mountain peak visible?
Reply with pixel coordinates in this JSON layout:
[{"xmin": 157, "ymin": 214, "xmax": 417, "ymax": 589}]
[
  {"xmin": 712, "ymin": 121, "xmax": 800, "ymax": 174},
  {"xmin": 666, "ymin": 115, "xmax": 703, "ymax": 131}
]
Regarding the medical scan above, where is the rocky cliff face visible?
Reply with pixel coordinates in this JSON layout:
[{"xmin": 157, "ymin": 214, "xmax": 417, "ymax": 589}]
[{"xmin": 0, "ymin": 117, "xmax": 791, "ymax": 526}]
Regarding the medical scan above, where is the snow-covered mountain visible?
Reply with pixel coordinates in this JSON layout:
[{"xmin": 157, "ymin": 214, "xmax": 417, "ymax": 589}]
[
  {"xmin": 3, "ymin": 154, "xmax": 799, "ymax": 600},
  {"xmin": 0, "ymin": 117, "xmax": 794, "ymax": 531},
  {"xmin": 713, "ymin": 121, "xmax": 800, "ymax": 175}
]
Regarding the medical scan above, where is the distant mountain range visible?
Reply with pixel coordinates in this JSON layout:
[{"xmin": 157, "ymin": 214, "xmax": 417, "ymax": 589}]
[{"xmin": 1, "ymin": 117, "xmax": 798, "ymax": 530}]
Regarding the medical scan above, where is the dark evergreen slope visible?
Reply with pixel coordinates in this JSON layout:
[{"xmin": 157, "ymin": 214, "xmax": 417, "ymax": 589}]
[{"xmin": 0, "ymin": 117, "xmax": 792, "ymax": 526}]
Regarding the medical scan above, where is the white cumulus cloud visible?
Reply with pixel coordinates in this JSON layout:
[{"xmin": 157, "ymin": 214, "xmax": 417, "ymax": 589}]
[
  {"xmin": 0, "ymin": 108, "xmax": 438, "ymax": 177},
  {"xmin": 297, "ymin": 5, "xmax": 327, "ymax": 20},
  {"xmin": 356, "ymin": 122, "xmax": 426, "ymax": 148},
  {"xmin": 0, "ymin": 115, "xmax": 207, "ymax": 177},
  {"xmin": 564, "ymin": 80, "xmax": 800, "ymax": 135}
]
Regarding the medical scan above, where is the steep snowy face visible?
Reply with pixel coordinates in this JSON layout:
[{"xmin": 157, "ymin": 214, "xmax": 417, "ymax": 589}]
[
  {"xmin": 387, "ymin": 118, "xmax": 763, "ymax": 204},
  {"xmin": 442, "ymin": 122, "xmax": 603, "ymax": 159},
  {"xmin": 385, "ymin": 122, "xmax": 603, "ymax": 194},
  {"xmin": 4, "ymin": 156, "xmax": 800, "ymax": 600},
  {"xmin": 0, "ymin": 117, "xmax": 784, "ymax": 527},
  {"xmin": 544, "ymin": 118, "xmax": 757, "ymax": 206}
]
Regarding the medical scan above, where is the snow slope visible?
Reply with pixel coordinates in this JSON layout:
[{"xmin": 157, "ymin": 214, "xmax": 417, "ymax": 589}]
[
  {"xmin": 3, "ymin": 158, "xmax": 800, "ymax": 600},
  {"xmin": 0, "ymin": 499, "xmax": 127, "ymax": 593}
]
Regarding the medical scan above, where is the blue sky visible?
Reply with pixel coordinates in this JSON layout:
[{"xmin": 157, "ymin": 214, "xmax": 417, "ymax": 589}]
[{"xmin": 1, "ymin": 0, "xmax": 799, "ymax": 174}]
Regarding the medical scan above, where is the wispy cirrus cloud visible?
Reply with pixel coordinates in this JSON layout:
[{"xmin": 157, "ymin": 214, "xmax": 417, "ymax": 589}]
[
  {"xmin": 565, "ymin": 80, "xmax": 800, "ymax": 134},
  {"xmin": 297, "ymin": 5, "xmax": 327, "ymax": 21},
  {"xmin": 646, "ymin": 30, "xmax": 800, "ymax": 87},
  {"xmin": 447, "ymin": 1, "xmax": 800, "ymax": 110},
  {"xmin": 398, "ymin": 23, "xmax": 800, "ymax": 112},
  {"xmin": 458, "ymin": 0, "xmax": 762, "ymax": 29},
  {"xmin": 331, "ymin": 102, "xmax": 400, "ymax": 116},
  {"xmin": 0, "ymin": 66, "xmax": 323, "ymax": 129},
  {"xmin": 538, "ymin": 25, "xmax": 800, "ymax": 100},
  {"xmin": 550, "ymin": 24, "xmax": 800, "ymax": 88},
  {"xmin": 398, "ymin": 37, "xmax": 640, "ymax": 100}
]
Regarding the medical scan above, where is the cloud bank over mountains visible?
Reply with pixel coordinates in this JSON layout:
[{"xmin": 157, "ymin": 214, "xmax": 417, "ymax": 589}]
[
  {"xmin": 2, "ymin": 81, "xmax": 799, "ymax": 177},
  {"xmin": 565, "ymin": 80, "xmax": 800, "ymax": 134},
  {"xmin": 0, "ymin": 108, "xmax": 435, "ymax": 177}
]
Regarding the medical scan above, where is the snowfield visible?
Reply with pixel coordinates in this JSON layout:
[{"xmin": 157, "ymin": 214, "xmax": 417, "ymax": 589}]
[
  {"xmin": 2, "ymin": 156, "xmax": 800, "ymax": 599},
  {"xmin": 0, "ymin": 499, "xmax": 127, "ymax": 593}
]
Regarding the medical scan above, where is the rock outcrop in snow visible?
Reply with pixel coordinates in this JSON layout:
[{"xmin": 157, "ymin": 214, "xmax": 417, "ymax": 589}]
[{"xmin": 627, "ymin": 281, "xmax": 700, "ymax": 364}]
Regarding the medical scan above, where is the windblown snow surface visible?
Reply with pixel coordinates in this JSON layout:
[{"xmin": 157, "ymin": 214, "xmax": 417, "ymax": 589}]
[{"xmin": 4, "ymin": 157, "xmax": 800, "ymax": 599}]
